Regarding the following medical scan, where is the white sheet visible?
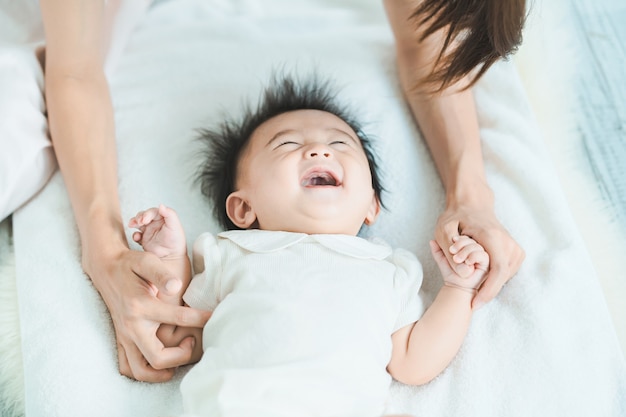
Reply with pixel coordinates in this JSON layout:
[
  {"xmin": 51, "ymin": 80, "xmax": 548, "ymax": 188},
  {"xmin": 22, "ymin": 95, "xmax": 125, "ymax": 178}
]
[{"xmin": 11, "ymin": 0, "xmax": 626, "ymax": 416}]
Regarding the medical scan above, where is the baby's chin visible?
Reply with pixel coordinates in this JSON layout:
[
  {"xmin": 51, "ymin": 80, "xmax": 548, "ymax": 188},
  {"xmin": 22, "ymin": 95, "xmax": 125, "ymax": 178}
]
[
  {"xmin": 302, "ymin": 185, "xmax": 346, "ymax": 197},
  {"xmin": 259, "ymin": 219, "xmax": 362, "ymax": 236}
]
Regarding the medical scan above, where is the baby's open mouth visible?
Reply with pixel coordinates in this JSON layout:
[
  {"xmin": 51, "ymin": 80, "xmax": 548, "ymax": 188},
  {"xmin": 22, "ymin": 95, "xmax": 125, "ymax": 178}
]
[{"xmin": 301, "ymin": 171, "xmax": 339, "ymax": 187}]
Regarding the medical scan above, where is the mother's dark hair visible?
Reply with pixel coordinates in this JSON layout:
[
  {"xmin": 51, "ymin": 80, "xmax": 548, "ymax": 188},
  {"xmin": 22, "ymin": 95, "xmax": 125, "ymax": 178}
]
[{"xmin": 412, "ymin": 0, "xmax": 527, "ymax": 91}]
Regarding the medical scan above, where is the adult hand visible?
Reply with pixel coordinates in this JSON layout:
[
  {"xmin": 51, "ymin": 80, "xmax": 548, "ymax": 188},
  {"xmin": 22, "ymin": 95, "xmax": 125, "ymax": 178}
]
[
  {"xmin": 434, "ymin": 203, "xmax": 525, "ymax": 309},
  {"xmin": 86, "ymin": 247, "xmax": 211, "ymax": 382},
  {"xmin": 156, "ymin": 324, "xmax": 204, "ymax": 366}
]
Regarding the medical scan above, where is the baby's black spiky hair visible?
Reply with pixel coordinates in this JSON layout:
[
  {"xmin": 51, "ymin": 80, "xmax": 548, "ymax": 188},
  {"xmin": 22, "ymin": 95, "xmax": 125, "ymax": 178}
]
[{"xmin": 196, "ymin": 72, "xmax": 384, "ymax": 231}]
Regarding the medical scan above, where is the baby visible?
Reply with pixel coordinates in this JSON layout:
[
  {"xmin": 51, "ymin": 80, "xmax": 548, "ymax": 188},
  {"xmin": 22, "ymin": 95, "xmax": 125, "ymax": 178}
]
[{"xmin": 129, "ymin": 75, "xmax": 488, "ymax": 416}]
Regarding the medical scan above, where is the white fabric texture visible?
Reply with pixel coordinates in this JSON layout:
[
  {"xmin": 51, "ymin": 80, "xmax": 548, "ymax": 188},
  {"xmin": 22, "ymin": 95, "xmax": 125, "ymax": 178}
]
[
  {"xmin": 0, "ymin": 44, "xmax": 56, "ymax": 221},
  {"xmin": 103, "ymin": 0, "xmax": 153, "ymax": 77},
  {"xmin": 181, "ymin": 230, "xmax": 424, "ymax": 416},
  {"xmin": 7, "ymin": 0, "xmax": 626, "ymax": 416}
]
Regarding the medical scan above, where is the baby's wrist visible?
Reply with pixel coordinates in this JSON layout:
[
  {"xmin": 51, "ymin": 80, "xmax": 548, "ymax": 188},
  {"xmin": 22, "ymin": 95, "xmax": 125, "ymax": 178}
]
[
  {"xmin": 161, "ymin": 248, "xmax": 188, "ymax": 260},
  {"xmin": 161, "ymin": 253, "xmax": 190, "ymax": 272},
  {"xmin": 443, "ymin": 281, "xmax": 478, "ymax": 295}
]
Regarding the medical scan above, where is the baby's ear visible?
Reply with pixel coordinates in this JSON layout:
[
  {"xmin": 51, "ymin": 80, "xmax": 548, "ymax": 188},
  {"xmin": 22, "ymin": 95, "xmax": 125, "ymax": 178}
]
[
  {"xmin": 364, "ymin": 194, "xmax": 381, "ymax": 226},
  {"xmin": 226, "ymin": 191, "xmax": 256, "ymax": 229}
]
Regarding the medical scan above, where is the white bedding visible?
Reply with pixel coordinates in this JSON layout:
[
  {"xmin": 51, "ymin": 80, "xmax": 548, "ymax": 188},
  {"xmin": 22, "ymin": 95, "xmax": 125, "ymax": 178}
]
[{"xmin": 6, "ymin": 0, "xmax": 626, "ymax": 416}]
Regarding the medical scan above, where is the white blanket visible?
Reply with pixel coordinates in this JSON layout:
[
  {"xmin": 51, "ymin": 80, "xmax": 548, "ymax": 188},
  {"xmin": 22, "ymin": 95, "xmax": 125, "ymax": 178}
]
[{"xmin": 11, "ymin": 0, "xmax": 626, "ymax": 416}]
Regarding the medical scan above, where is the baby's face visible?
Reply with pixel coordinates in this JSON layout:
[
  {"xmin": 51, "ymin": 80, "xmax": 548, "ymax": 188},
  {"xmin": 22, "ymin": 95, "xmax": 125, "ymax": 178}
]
[{"xmin": 227, "ymin": 109, "xmax": 379, "ymax": 235}]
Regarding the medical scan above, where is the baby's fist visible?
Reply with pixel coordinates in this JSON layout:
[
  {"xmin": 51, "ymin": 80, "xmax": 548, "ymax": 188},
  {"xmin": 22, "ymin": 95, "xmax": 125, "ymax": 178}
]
[{"xmin": 430, "ymin": 236, "xmax": 489, "ymax": 291}]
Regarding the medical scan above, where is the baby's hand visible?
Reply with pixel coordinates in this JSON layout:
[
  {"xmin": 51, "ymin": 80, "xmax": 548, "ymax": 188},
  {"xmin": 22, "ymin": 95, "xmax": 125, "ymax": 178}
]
[
  {"xmin": 430, "ymin": 236, "xmax": 489, "ymax": 292},
  {"xmin": 128, "ymin": 204, "xmax": 187, "ymax": 259}
]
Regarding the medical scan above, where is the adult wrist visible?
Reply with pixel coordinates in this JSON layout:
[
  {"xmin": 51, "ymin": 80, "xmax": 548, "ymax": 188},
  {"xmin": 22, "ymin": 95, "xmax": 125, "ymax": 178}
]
[
  {"xmin": 78, "ymin": 210, "xmax": 129, "ymax": 286},
  {"xmin": 445, "ymin": 177, "xmax": 494, "ymax": 211}
]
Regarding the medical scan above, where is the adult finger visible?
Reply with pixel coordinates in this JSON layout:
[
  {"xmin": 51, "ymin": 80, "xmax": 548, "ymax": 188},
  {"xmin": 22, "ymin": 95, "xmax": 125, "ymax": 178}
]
[
  {"xmin": 473, "ymin": 263, "xmax": 507, "ymax": 309},
  {"xmin": 117, "ymin": 342, "xmax": 133, "ymax": 378},
  {"xmin": 116, "ymin": 329, "xmax": 177, "ymax": 382},
  {"xmin": 437, "ymin": 219, "xmax": 461, "ymax": 247},
  {"xmin": 124, "ymin": 339, "xmax": 178, "ymax": 381},
  {"xmin": 132, "ymin": 251, "xmax": 182, "ymax": 296},
  {"xmin": 134, "ymin": 330, "xmax": 196, "ymax": 371},
  {"xmin": 147, "ymin": 301, "xmax": 212, "ymax": 329}
]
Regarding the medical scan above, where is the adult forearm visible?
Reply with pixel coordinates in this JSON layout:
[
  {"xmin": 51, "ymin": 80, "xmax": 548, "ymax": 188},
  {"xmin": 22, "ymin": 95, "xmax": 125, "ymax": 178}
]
[
  {"xmin": 45, "ymin": 71, "xmax": 128, "ymax": 273},
  {"xmin": 385, "ymin": 0, "xmax": 493, "ymax": 208},
  {"xmin": 38, "ymin": 0, "xmax": 211, "ymax": 381},
  {"xmin": 385, "ymin": 0, "xmax": 524, "ymax": 306},
  {"xmin": 412, "ymin": 90, "xmax": 483, "ymax": 185},
  {"xmin": 399, "ymin": 70, "xmax": 492, "ymax": 209}
]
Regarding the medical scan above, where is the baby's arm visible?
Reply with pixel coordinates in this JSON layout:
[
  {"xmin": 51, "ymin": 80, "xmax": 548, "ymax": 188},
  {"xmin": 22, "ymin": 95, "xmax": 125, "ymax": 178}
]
[
  {"xmin": 128, "ymin": 204, "xmax": 191, "ymax": 305},
  {"xmin": 387, "ymin": 236, "xmax": 488, "ymax": 385},
  {"xmin": 129, "ymin": 205, "xmax": 203, "ymax": 363}
]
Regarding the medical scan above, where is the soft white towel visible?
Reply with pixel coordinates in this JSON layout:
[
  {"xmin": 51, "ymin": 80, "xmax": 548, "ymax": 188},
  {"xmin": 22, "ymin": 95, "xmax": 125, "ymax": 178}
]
[{"xmin": 11, "ymin": 1, "xmax": 626, "ymax": 416}]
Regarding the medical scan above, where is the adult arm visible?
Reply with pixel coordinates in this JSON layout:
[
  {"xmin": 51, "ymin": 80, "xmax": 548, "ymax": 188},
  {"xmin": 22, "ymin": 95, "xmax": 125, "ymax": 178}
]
[
  {"xmin": 40, "ymin": 0, "xmax": 210, "ymax": 381},
  {"xmin": 383, "ymin": 0, "xmax": 525, "ymax": 308}
]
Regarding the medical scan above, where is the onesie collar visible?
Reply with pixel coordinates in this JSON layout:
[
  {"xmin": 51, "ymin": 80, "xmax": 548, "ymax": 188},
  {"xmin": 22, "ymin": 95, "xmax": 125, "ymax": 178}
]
[{"xmin": 218, "ymin": 230, "xmax": 392, "ymax": 260}]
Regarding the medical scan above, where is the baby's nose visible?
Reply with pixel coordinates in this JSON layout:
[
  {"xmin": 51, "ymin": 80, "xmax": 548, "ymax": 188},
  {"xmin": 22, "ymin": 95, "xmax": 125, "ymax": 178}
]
[{"xmin": 306, "ymin": 144, "xmax": 332, "ymax": 158}]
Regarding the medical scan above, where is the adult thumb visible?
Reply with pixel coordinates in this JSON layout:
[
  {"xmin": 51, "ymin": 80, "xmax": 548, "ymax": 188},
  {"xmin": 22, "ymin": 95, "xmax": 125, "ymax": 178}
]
[{"xmin": 133, "ymin": 251, "xmax": 182, "ymax": 296}]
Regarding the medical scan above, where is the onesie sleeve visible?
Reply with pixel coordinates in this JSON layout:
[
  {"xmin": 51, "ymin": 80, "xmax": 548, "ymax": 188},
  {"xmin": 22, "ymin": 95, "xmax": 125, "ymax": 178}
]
[
  {"xmin": 391, "ymin": 248, "xmax": 426, "ymax": 332},
  {"xmin": 182, "ymin": 232, "xmax": 222, "ymax": 311}
]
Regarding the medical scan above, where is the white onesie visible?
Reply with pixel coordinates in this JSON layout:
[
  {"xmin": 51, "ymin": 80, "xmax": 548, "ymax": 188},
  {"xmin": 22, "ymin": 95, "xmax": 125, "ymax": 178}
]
[{"xmin": 181, "ymin": 230, "xmax": 425, "ymax": 417}]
